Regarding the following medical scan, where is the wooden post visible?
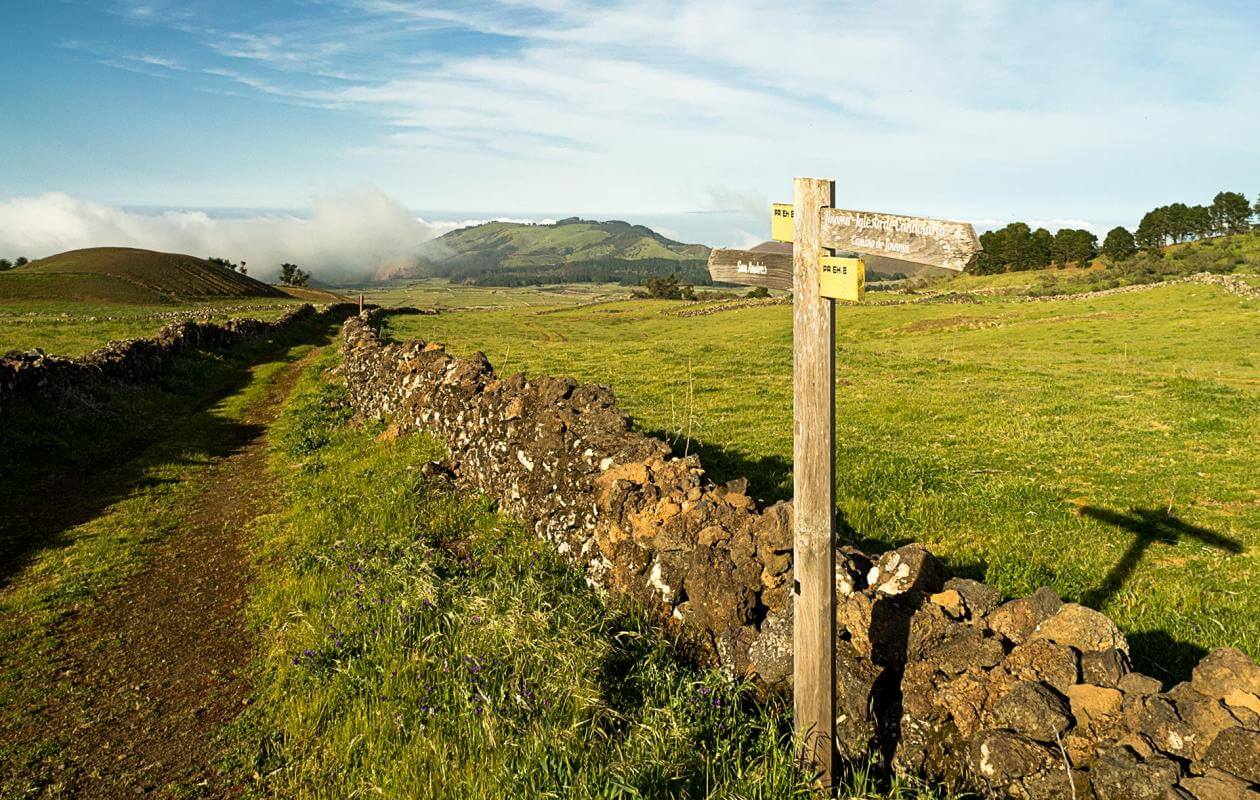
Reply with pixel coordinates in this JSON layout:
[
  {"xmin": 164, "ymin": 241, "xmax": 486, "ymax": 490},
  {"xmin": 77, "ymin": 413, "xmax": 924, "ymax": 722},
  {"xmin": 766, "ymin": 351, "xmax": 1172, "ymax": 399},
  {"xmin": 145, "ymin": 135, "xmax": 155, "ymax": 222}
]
[
  {"xmin": 358, "ymin": 293, "xmax": 364, "ymax": 314},
  {"xmin": 792, "ymin": 176, "xmax": 836, "ymax": 787},
  {"xmin": 703, "ymin": 182, "xmax": 980, "ymax": 791}
]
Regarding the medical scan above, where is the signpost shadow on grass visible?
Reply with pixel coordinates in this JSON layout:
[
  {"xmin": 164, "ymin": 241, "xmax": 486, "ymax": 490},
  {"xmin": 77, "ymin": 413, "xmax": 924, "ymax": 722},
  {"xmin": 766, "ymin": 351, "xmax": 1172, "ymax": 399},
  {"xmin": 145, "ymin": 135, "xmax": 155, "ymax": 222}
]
[
  {"xmin": 1078, "ymin": 506, "xmax": 1242, "ymax": 610},
  {"xmin": 1078, "ymin": 506, "xmax": 1242, "ymax": 680}
]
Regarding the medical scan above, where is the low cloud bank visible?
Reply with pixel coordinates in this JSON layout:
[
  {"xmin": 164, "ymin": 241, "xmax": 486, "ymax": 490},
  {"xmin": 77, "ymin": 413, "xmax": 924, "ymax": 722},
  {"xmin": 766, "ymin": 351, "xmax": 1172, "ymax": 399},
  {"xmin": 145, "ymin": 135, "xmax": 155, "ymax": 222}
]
[{"xmin": 0, "ymin": 189, "xmax": 449, "ymax": 284}]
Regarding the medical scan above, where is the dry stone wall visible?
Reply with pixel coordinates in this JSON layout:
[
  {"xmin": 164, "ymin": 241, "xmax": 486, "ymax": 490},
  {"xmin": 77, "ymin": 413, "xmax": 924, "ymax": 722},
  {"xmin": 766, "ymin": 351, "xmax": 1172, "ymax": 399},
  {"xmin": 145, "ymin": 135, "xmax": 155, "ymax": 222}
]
[
  {"xmin": 1, "ymin": 303, "xmax": 358, "ymax": 415},
  {"xmin": 342, "ymin": 311, "xmax": 1259, "ymax": 799}
]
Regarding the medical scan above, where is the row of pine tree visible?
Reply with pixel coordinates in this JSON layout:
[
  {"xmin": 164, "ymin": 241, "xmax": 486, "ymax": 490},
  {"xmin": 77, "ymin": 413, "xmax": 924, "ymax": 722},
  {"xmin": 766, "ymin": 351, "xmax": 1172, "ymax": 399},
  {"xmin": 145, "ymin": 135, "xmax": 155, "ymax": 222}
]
[{"xmin": 972, "ymin": 191, "xmax": 1258, "ymax": 274}]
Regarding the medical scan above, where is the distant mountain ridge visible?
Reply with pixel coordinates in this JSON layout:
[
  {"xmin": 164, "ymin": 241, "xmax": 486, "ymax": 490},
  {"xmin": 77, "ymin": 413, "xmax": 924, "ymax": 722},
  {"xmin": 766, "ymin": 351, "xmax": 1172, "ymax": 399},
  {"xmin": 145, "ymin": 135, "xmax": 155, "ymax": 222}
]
[{"xmin": 383, "ymin": 217, "xmax": 711, "ymax": 286}]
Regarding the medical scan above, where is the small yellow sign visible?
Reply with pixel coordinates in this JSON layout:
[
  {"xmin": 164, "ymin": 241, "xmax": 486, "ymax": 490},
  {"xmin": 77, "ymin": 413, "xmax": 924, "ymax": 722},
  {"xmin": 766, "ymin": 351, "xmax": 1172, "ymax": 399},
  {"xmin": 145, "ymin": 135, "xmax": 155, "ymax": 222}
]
[
  {"xmin": 771, "ymin": 203, "xmax": 794, "ymax": 242},
  {"xmin": 819, "ymin": 256, "xmax": 864, "ymax": 302}
]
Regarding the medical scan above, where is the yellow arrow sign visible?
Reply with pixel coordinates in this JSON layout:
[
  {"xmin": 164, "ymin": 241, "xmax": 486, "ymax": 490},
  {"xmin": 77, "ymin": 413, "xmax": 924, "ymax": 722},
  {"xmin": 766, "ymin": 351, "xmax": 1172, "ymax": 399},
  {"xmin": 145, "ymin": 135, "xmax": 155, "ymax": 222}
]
[
  {"xmin": 771, "ymin": 203, "xmax": 794, "ymax": 243},
  {"xmin": 819, "ymin": 256, "xmax": 864, "ymax": 302}
]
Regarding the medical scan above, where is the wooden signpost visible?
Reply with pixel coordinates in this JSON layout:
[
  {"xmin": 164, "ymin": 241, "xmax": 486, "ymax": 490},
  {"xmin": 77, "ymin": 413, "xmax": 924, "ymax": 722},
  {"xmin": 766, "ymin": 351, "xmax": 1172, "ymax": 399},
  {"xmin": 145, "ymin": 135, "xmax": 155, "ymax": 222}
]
[{"xmin": 708, "ymin": 179, "xmax": 980, "ymax": 789}]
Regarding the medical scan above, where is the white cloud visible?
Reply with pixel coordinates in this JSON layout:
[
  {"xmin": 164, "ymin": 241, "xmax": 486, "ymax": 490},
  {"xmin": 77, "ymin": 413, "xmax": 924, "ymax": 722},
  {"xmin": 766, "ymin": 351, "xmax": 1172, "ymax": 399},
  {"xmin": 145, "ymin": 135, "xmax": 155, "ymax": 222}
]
[
  {"xmin": 24, "ymin": 0, "xmax": 1260, "ymax": 222},
  {"xmin": 134, "ymin": 53, "xmax": 182, "ymax": 69},
  {"xmin": 704, "ymin": 187, "xmax": 770, "ymax": 217},
  {"xmin": 0, "ymin": 189, "xmax": 441, "ymax": 283},
  {"xmin": 179, "ymin": 0, "xmax": 1253, "ymax": 217}
]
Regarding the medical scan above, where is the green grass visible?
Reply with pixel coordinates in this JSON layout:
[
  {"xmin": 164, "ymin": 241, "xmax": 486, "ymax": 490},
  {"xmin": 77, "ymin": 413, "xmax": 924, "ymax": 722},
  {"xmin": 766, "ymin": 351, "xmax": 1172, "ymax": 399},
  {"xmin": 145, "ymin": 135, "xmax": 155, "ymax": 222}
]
[
  {"xmin": 428, "ymin": 218, "xmax": 706, "ymax": 267},
  {"xmin": 0, "ymin": 298, "xmax": 307, "ymax": 357},
  {"xmin": 0, "ymin": 318, "xmax": 340, "ymax": 796},
  {"xmin": 236, "ymin": 349, "xmax": 961, "ymax": 799},
  {"xmin": 354, "ymin": 277, "xmax": 637, "ymax": 311},
  {"xmin": 384, "ymin": 283, "xmax": 1260, "ymax": 681}
]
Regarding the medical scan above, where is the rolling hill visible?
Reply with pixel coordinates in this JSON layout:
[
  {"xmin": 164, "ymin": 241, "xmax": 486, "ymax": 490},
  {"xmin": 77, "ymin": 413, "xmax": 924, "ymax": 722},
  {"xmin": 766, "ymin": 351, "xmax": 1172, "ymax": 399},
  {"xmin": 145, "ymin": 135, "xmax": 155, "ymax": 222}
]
[
  {"xmin": 0, "ymin": 247, "xmax": 288, "ymax": 304},
  {"xmin": 388, "ymin": 217, "xmax": 711, "ymax": 286}
]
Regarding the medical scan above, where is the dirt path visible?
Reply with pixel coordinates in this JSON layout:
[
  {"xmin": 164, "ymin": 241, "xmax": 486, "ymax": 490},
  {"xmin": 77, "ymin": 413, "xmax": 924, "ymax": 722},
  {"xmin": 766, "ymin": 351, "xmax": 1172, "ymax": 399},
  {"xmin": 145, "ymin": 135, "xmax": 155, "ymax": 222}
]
[{"xmin": 37, "ymin": 354, "xmax": 310, "ymax": 798}]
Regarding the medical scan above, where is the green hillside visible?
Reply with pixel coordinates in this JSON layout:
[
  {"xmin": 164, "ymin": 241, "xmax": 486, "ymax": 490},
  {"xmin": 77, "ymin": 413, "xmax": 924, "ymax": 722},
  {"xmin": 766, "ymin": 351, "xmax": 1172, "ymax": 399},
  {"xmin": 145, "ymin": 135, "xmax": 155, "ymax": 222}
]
[
  {"xmin": 0, "ymin": 247, "xmax": 287, "ymax": 304},
  {"xmin": 397, "ymin": 217, "xmax": 710, "ymax": 286},
  {"xmin": 934, "ymin": 230, "xmax": 1260, "ymax": 296}
]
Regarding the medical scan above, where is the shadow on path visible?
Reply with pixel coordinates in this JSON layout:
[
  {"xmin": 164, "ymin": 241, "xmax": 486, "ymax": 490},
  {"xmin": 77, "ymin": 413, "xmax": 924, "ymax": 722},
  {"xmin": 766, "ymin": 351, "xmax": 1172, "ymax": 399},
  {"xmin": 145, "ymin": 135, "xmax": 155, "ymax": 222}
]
[{"xmin": 0, "ymin": 317, "xmax": 342, "ymax": 593}]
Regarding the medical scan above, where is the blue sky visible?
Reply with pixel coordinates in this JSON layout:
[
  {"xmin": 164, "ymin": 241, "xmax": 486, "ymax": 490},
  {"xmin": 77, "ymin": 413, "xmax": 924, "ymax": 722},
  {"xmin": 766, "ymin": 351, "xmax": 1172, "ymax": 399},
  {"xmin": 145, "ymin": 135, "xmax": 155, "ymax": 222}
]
[{"xmin": 1, "ymin": 0, "xmax": 1257, "ymax": 267}]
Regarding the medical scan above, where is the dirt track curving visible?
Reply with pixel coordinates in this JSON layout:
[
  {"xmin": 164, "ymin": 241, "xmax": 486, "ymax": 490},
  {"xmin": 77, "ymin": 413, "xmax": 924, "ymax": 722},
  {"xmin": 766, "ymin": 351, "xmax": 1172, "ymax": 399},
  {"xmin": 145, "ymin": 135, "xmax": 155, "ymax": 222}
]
[{"xmin": 26, "ymin": 355, "xmax": 308, "ymax": 797}]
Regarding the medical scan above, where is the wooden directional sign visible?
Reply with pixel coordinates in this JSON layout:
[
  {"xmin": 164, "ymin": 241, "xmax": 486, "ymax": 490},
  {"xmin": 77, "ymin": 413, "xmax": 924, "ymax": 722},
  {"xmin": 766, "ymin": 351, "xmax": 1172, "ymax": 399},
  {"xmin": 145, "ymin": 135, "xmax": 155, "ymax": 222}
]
[
  {"xmin": 819, "ymin": 256, "xmax": 864, "ymax": 302},
  {"xmin": 820, "ymin": 208, "xmax": 980, "ymax": 271},
  {"xmin": 708, "ymin": 248, "xmax": 866, "ymax": 302},
  {"xmin": 707, "ymin": 248, "xmax": 793, "ymax": 290}
]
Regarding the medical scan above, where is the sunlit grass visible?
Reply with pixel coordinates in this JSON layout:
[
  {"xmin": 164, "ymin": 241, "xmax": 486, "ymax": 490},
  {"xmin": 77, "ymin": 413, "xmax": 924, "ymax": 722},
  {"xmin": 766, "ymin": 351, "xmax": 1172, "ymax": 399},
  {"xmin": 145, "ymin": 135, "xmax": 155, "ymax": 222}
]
[
  {"xmin": 383, "ymin": 284, "xmax": 1259, "ymax": 681},
  {"xmin": 238, "ymin": 350, "xmax": 965, "ymax": 799},
  {"xmin": 0, "ymin": 298, "xmax": 307, "ymax": 357},
  {"xmin": 353, "ymin": 277, "xmax": 637, "ymax": 311}
]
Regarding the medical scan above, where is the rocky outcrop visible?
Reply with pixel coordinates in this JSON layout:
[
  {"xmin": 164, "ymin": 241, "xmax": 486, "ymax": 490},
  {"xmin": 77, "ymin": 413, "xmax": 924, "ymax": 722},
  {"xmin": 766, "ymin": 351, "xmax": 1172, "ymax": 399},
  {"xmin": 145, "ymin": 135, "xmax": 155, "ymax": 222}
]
[
  {"xmin": 1, "ymin": 303, "xmax": 358, "ymax": 415},
  {"xmin": 341, "ymin": 311, "xmax": 1260, "ymax": 799}
]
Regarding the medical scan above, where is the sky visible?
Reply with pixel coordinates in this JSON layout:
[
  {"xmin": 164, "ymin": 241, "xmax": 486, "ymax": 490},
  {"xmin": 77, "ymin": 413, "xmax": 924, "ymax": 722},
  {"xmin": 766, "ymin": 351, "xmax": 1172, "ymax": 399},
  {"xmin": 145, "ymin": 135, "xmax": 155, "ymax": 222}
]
[{"xmin": 1, "ymin": 0, "xmax": 1257, "ymax": 277}]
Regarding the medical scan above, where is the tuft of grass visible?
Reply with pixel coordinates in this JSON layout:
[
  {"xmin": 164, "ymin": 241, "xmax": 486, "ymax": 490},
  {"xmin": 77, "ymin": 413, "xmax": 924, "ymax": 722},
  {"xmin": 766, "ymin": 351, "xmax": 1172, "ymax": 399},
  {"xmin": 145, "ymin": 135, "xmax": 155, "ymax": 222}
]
[{"xmin": 239, "ymin": 350, "xmax": 964, "ymax": 799}]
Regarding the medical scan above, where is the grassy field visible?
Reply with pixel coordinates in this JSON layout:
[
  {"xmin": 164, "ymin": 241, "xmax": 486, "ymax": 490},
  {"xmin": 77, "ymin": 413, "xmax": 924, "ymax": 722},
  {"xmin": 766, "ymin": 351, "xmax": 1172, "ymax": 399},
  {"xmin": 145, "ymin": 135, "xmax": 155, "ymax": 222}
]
[
  {"xmin": 5, "ymin": 270, "xmax": 1254, "ymax": 794},
  {"xmin": 0, "ymin": 299, "xmax": 310, "ymax": 357},
  {"xmin": 0, "ymin": 246, "xmax": 328, "ymax": 357},
  {"xmin": 233, "ymin": 347, "xmax": 956, "ymax": 799},
  {"xmin": 384, "ymin": 280, "xmax": 1260, "ymax": 682},
  {"xmin": 354, "ymin": 277, "xmax": 638, "ymax": 310}
]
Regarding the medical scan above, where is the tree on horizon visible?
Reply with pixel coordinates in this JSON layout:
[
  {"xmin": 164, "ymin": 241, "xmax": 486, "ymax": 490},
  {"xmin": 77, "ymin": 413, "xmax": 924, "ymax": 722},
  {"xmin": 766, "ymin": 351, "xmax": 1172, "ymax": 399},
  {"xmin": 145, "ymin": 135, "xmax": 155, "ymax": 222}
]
[
  {"xmin": 280, "ymin": 262, "xmax": 311, "ymax": 287},
  {"xmin": 1051, "ymin": 228, "xmax": 1098, "ymax": 266},
  {"xmin": 1101, "ymin": 226, "xmax": 1137, "ymax": 262},
  {"xmin": 1210, "ymin": 191, "xmax": 1251, "ymax": 236}
]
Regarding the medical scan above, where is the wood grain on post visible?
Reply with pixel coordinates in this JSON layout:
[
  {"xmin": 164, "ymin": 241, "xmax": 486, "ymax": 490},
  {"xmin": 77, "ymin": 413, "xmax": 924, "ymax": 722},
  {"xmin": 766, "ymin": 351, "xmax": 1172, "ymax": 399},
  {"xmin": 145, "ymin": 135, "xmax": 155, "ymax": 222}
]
[
  {"xmin": 707, "ymin": 248, "xmax": 794, "ymax": 290},
  {"xmin": 792, "ymin": 177, "xmax": 836, "ymax": 787}
]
